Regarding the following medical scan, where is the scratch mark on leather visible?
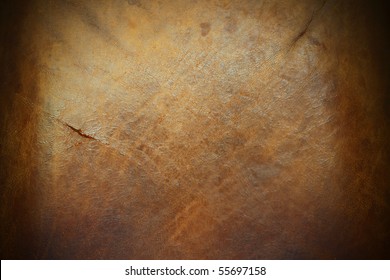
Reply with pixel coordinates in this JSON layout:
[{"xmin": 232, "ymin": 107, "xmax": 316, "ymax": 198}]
[
  {"xmin": 288, "ymin": 0, "xmax": 328, "ymax": 52},
  {"xmin": 64, "ymin": 123, "xmax": 96, "ymax": 140},
  {"xmin": 289, "ymin": 13, "xmax": 315, "ymax": 50},
  {"xmin": 15, "ymin": 94, "xmax": 114, "ymax": 150}
]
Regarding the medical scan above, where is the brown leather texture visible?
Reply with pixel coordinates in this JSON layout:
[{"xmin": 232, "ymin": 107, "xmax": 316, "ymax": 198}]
[{"xmin": 1, "ymin": 0, "xmax": 389, "ymax": 259}]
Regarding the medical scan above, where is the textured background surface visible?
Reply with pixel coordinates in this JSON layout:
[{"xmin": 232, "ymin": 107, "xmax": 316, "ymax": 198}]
[{"xmin": 1, "ymin": 0, "xmax": 389, "ymax": 259}]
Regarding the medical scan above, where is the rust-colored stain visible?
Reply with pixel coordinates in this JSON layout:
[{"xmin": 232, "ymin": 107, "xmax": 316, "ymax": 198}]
[{"xmin": 0, "ymin": 0, "xmax": 389, "ymax": 259}]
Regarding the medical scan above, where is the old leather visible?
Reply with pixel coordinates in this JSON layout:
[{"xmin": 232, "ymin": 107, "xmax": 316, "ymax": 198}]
[{"xmin": 0, "ymin": 0, "xmax": 389, "ymax": 259}]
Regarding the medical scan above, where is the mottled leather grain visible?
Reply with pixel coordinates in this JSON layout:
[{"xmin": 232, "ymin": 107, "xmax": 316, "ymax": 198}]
[{"xmin": 0, "ymin": 0, "xmax": 389, "ymax": 259}]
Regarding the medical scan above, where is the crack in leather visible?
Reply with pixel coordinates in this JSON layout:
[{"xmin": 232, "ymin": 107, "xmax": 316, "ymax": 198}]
[
  {"xmin": 64, "ymin": 123, "xmax": 97, "ymax": 141},
  {"xmin": 288, "ymin": 0, "xmax": 328, "ymax": 52}
]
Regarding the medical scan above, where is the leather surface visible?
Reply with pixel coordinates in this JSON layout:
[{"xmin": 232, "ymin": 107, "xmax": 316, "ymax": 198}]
[{"xmin": 0, "ymin": 0, "xmax": 389, "ymax": 259}]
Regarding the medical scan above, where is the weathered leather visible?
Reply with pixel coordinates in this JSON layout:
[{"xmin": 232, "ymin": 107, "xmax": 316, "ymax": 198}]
[{"xmin": 1, "ymin": 0, "xmax": 389, "ymax": 259}]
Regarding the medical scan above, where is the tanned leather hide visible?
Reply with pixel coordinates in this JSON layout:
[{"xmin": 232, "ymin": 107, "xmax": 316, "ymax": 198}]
[{"xmin": 1, "ymin": 0, "xmax": 389, "ymax": 259}]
